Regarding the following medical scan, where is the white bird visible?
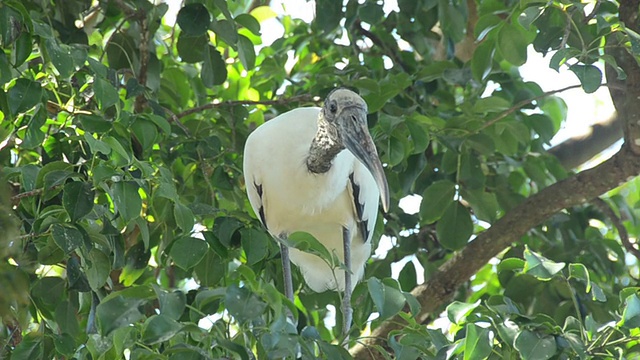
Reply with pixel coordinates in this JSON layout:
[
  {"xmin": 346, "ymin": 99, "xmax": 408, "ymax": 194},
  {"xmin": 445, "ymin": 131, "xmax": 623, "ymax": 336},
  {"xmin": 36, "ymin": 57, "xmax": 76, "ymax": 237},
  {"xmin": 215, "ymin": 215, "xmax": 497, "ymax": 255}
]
[{"xmin": 242, "ymin": 88, "xmax": 389, "ymax": 337}]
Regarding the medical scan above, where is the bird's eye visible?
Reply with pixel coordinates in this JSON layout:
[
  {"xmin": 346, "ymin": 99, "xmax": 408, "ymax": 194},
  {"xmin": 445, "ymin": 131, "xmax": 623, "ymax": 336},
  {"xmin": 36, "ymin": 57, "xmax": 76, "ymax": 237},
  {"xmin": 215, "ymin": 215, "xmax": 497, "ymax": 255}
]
[{"xmin": 329, "ymin": 102, "xmax": 338, "ymax": 114}]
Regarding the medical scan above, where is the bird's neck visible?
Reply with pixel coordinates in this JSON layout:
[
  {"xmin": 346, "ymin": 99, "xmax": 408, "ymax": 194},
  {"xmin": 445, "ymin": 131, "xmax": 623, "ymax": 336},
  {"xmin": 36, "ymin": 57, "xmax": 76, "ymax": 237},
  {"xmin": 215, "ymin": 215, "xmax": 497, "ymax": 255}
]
[{"xmin": 307, "ymin": 118, "xmax": 344, "ymax": 174}]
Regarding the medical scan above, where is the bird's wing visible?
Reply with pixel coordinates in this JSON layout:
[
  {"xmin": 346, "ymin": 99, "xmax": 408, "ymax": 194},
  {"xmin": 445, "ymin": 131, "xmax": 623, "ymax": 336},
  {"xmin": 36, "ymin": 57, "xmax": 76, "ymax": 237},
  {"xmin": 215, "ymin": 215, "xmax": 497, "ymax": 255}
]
[
  {"xmin": 348, "ymin": 161, "xmax": 381, "ymax": 243},
  {"xmin": 243, "ymin": 143, "xmax": 268, "ymax": 229}
]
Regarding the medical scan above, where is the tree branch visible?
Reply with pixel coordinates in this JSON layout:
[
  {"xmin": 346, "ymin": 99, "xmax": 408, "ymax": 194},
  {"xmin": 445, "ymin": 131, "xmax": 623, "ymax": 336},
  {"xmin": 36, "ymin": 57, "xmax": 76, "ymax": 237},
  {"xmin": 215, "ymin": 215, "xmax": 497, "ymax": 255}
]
[
  {"xmin": 548, "ymin": 112, "xmax": 623, "ymax": 169},
  {"xmin": 592, "ymin": 198, "xmax": 640, "ymax": 261},
  {"xmin": 352, "ymin": 3, "xmax": 640, "ymax": 356},
  {"xmin": 352, "ymin": 144, "xmax": 640, "ymax": 359},
  {"xmin": 175, "ymin": 94, "xmax": 319, "ymax": 119}
]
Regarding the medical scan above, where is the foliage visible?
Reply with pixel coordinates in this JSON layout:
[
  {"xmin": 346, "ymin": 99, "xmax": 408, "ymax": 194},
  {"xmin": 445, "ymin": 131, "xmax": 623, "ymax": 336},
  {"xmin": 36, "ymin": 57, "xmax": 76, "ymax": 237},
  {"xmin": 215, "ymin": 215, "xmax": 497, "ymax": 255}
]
[{"xmin": 1, "ymin": 0, "xmax": 640, "ymax": 359}]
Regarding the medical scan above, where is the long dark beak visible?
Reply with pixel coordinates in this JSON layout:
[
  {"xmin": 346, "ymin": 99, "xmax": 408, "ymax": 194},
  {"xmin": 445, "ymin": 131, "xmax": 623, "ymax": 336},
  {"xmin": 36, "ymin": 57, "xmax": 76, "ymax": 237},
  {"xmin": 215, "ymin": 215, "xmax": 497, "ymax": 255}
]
[{"xmin": 340, "ymin": 107, "xmax": 390, "ymax": 213}]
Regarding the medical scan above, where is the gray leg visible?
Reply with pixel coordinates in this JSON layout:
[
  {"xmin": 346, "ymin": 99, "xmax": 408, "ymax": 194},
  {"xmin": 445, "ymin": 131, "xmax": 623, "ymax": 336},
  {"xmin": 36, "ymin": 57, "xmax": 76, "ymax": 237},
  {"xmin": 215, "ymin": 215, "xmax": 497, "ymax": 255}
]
[
  {"xmin": 280, "ymin": 243, "xmax": 294, "ymax": 302},
  {"xmin": 342, "ymin": 227, "xmax": 353, "ymax": 340}
]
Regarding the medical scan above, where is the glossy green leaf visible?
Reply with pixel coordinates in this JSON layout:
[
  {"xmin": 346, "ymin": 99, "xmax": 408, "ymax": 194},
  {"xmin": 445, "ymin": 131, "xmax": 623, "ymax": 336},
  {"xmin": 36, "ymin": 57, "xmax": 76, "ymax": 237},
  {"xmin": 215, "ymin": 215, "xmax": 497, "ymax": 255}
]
[
  {"xmin": 464, "ymin": 323, "xmax": 493, "ymax": 360},
  {"xmin": 8, "ymin": 78, "xmax": 43, "ymax": 115},
  {"xmin": 224, "ymin": 284, "xmax": 267, "ymax": 323},
  {"xmin": 569, "ymin": 64, "xmax": 602, "ymax": 93},
  {"xmin": 86, "ymin": 249, "xmax": 111, "ymax": 291},
  {"xmin": 111, "ymin": 181, "xmax": 142, "ymax": 222},
  {"xmin": 235, "ymin": 14, "xmax": 261, "ymax": 35},
  {"xmin": 202, "ymin": 45, "xmax": 227, "ymax": 88},
  {"xmin": 514, "ymin": 330, "xmax": 557, "ymax": 360},
  {"xmin": 367, "ymin": 278, "xmax": 406, "ymax": 321},
  {"xmin": 420, "ymin": 180, "xmax": 456, "ymax": 224},
  {"xmin": 96, "ymin": 295, "xmax": 144, "ymax": 335},
  {"xmin": 315, "ymin": 0, "xmax": 342, "ymax": 33},
  {"xmin": 447, "ymin": 301, "xmax": 480, "ymax": 324},
  {"xmin": 497, "ymin": 23, "xmax": 529, "ymax": 66},
  {"xmin": 173, "ymin": 202, "xmax": 195, "ymax": 233},
  {"xmin": 170, "ymin": 237, "xmax": 208, "ymax": 270},
  {"xmin": 523, "ymin": 246, "xmax": 565, "ymax": 280},
  {"xmin": 621, "ymin": 294, "xmax": 640, "ymax": 329},
  {"xmin": 142, "ymin": 314, "xmax": 183, "ymax": 345},
  {"xmin": 240, "ymin": 228, "xmax": 269, "ymax": 265},
  {"xmin": 93, "ymin": 77, "xmax": 119, "ymax": 109},
  {"xmin": 51, "ymin": 223, "xmax": 83, "ymax": 254},
  {"xmin": 63, "ymin": 182, "xmax": 94, "ymax": 222},
  {"xmin": 154, "ymin": 286, "xmax": 186, "ymax": 320},
  {"xmin": 176, "ymin": 33, "xmax": 207, "ymax": 63},
  {"xmin": 436, "ymin": 202, "xmax": 473, "ymax": 250},
  {"xmin": 44, "ymin": 39, "xmax": 74, "ymax": 78},
  {"xmin": 237, "ymin": 34, "xmax": 256, "ymax": 70},
  {"xmin": 471, "ymin": 40, "xmax": 495, "ymax": 81},
  {"xmin": 177, "ymin": 3, "xmax": 210, "ymax": 36}
]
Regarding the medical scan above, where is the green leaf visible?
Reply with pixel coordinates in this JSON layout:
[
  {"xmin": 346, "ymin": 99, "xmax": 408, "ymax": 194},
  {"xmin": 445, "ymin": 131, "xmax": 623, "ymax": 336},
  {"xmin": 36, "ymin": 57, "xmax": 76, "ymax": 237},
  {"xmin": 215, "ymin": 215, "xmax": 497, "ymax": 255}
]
[
  {"xmin": 405, "ymin": 120, "xmax": 430, "ymax": 154},
  {"xmin": 63, "ymin": 181, "xmax": 94, "ymax": 222},
  {"xmin": 93, "ymin": 77, "xmax": 119, "ymax": 109},
  {"xmin": 96, "ymin": 295, "xmax": 144, "ymax": 335},
  {"xmin": 473, "ymin": 96, "xmax": 511, "ymax": 114},
  {"xmin": 8, "ymin": 78, "xmax": 43, "ymax": 115},
  {"xmin": 464, "ymin": 323, "xmax": 493, "ymax": 360},
  {"xmin": 514, "ymin": 330, "xmax": 557, "ymax": 360},
  {"xmin": 237, "ymin": 34, "xmax": 255, "ymax": 70},
  {"xmin": 170, "ymin": 237, "xmax": 208, "ymax": 270},
  {"xmin": 523, "ymin": 246, "xmax": 565, "ymax": 280},
  {"xmin": 569, "ymin": 64, "xmax": 602, "ymax": 93},
  {"xmin": 86, "ymin": 249, "xmax": 111, "ymax": 291},
  {"xmin": 0, "ymin": 51, "xmax": 11, "ymax": 85},
  {"xmin": 224, "ymin": 284, "xmax": 267, "ymax": 323},
  {"xmin": 315, "ymin": 0, "xmax": 342, "ymax": 33},
  {"xmin": 154, "ymin": 286, "xmax": 186, "ymax": 320},
  {"xmin": 446, "ymin": 300, "xmax": 480, "ymax": 324},
  {"xmin": 51, "ymin": 223, "xmax": 83, "ymax": 254},
  {"xmin": 568, "ymin": 263, "xmax": 591, "ymax": 292},
  {"xmin": 142, "ymin": 314, "xmax": 183, "ymax": 345},
  {"xmin": 235, "ymin": 14, "xmax": 261, "ymax": 35},
  {"xmin": 173, "ymin": 202, "xmax": 195, "ymax": 233},
  {"xmin": 471, "ymin": 40, "xmax": 495, "ymax": 81},
  {"xmin": 44, "ymin": 39, "xmax": 74, "ymax": 78},
  {"xmin": 240, "ymin": 228, "xmax": 269, "ymax": 265},
  {"xmin": 177, "ymin": 3, "xmax": 211, "ymax": 36},
  {"xmin": 497, "ymin": 23, "xmax": 529, "ymax": 66},
  {"xmin": 176, "ymin": 33, "xmax": 207, "ymax": 63},
  {"xmin": 283, "ymin": 231, "xmax": 335, "ymax": 266},
  {"xmin": 210, "ymin": 18, "xmax": 238, "ymax": 45},
  {"xmin": 11, "ymin": 333, "xmax": 44, "ymax": 360},
  {"xmin": 420, "ymin": 180, "xmax": 456, "ymax": 224},
  {"xmin": 131, "ymin": 117, "xmax": 158, "ymax": 153},
  {"xmin": 621, "ymin": 294, "xmax": 640, "ymax": 329},
  {"xmin": 436, "ymin": 202, "xmax": 473, "ymax": 250},
  {"xmin": 367, "ymin": 278, "xmax": 406, "ymax": 321},
  {"xmin": 111, "ymin": 181, "xmax": 142, "ymax": 222},
  {"xmin": 84, "ymin": 132, "xmax": 111, "ymax": 155},
  {"xmin": 202, "ymin": 45, "xmax": 227, "ymax": 88}
]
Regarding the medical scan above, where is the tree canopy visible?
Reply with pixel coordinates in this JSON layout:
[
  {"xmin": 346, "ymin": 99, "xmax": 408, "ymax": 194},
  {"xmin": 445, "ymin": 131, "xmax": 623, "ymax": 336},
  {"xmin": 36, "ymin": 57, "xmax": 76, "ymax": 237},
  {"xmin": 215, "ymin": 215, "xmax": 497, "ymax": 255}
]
[{"xmin": 2, "ymin": 0, "xmax": 640, "ymax": 359}]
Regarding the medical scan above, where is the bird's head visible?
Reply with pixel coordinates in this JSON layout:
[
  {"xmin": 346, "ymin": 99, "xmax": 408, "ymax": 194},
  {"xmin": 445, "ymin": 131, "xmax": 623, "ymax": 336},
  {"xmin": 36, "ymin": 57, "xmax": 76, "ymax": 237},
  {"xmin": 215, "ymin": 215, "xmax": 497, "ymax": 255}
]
[{"xmin": 320, "ymin": 88, "xmax": 390, "ymax": 212}]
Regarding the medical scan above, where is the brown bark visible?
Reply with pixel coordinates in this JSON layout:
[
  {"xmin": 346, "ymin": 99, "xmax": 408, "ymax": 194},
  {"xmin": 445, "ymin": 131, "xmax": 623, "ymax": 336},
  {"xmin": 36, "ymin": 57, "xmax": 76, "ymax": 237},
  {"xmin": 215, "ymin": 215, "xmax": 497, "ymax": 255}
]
[{"xmin": 351, "ymin": 2, "xmax": 640, "ymax": 358}]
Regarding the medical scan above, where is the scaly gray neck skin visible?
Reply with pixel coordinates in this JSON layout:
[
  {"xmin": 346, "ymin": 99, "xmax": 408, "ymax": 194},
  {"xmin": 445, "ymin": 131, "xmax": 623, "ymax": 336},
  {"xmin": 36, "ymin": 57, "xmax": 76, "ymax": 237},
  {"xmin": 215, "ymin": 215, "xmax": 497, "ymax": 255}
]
[{"xmin": 307, "ymin": 114, "xmax": 344, "ymax": 174}]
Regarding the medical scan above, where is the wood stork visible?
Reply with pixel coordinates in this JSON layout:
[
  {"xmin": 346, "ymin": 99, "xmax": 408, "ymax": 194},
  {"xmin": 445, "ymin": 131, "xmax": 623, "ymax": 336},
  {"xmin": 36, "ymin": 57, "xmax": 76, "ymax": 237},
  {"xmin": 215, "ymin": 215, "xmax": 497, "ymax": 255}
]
[{"xmin": 242, "ymin": 88, "xmax": 389, "ymax": 336}]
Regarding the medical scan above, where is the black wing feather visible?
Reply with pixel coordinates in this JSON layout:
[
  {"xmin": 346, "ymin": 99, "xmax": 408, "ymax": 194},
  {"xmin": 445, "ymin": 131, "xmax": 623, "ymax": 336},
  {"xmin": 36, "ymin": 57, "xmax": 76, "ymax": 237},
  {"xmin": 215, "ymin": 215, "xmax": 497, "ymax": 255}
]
[
  {"xmin": 254, "ymin": 183, "xmax": 268, "ymax": 229},
  {"xmin": 349, "ymin": 173, "xmax": 370, "ymax": 243}
]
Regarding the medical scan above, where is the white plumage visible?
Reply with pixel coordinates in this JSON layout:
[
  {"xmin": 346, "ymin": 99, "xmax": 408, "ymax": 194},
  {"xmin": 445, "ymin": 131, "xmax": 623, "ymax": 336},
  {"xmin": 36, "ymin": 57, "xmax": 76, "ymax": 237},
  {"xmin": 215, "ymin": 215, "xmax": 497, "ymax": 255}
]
[
  {"xmin": 243, "ymin": 107, "xmax": 380, "ymax": 291},
  {"xmin": 242, "ymin": 89, "xmax": 389, "ymax": 336}
]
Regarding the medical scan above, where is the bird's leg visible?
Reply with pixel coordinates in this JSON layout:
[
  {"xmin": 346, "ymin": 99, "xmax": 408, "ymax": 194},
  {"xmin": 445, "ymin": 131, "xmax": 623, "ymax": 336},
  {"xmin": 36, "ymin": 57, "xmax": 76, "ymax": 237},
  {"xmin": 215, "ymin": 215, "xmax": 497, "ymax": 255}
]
[
  {"xmin": 280, "ymin": 243, "xmax": 294, "ymax": 302},
  {"xmin": 341, "ymin": 227, "xmax": 353, "ymax": 341},
  {"xmin": 280, "ymin": 243, "xmax": 295, "ymax": 322}
]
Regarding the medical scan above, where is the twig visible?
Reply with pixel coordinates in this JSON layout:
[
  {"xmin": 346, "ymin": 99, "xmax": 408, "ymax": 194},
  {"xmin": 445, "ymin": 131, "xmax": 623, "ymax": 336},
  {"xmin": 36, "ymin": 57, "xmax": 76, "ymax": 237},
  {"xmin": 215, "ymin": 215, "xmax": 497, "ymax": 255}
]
[
  {"xmin": 135, "ymin": 16, "xmax": 149, "ymax": 113},
  {"xmin": 584, "ymin": 0, "xmax": 602, "ymax": 23},
  {"xmin": 592, "ymin": 197, "xmax": 640, "ymax": 261},
  {"xmin": 175, "ymin": 94, "xmax": 319, "ymax": 119},
  {"xmin": 353, "ymin": 19, "xmax": 409, "ymax": 72},
  {"xmin": 479, "ymin": 83, "xmax": 623, "ymax": 131},
  {"xmin": 11, "ymin": 185, "xmax": 62, "ymax": 205}
]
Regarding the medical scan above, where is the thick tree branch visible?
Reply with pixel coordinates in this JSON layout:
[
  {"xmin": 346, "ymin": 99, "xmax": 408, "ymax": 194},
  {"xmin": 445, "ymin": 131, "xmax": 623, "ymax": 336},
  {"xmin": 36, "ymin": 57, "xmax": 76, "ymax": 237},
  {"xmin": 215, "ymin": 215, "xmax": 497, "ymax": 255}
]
[
  {"xmin": 352, "ymin": 3, "xmax": 640, "ymax": 357},
  {"xmin": 352, "ymin": 145, "xmax": 640, "ymax": 359},
  {"xmin": 548, "ymin": 113, "xmax": 623, "ymax": 169}
]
